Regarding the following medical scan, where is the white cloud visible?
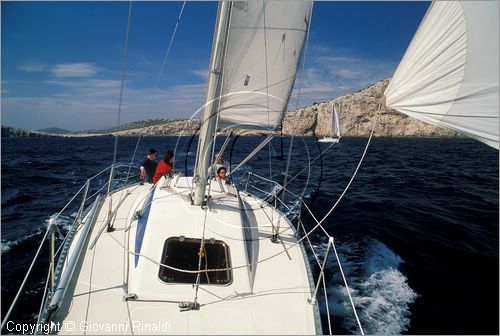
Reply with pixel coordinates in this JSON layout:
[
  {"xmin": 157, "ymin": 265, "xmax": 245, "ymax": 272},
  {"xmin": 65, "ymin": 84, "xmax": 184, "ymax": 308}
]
[
  {"xmin": 51, "ymin": 63, "xmax": 100, "ymax": 78},
  {"xmin": 2, "ymin": 76, "xmax": 208, "ymax": 130},
  {"xmin": 46, "ymin": 78, "xmax": 122, "ymax": 94},
  {"xmin": 190, "ymin": 69, "xmax": 208, "ymax": 80},
  {"xmin": 288, "ymin": 44, "xmax": 397, "ymax": 106},
  {"xmin": 125, "ymin": 83, "xmax": 207, "ymax": 121},
  {"xmin": 17, "ymin": 63, "xmax": 46, "ymax": 72},
  {"xmin": 3, "ymin": 43, "xmax": 397, "ymax": 130}
]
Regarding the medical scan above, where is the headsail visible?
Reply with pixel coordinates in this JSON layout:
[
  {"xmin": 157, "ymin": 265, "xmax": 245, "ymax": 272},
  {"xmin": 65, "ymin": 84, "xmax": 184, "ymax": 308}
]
[
  {"xmin": 217, "ymin": 1, "xmax": 313, "ymax": 131},
  {"xmin": 384, "ymin": 1, "xmax": 499, "ymax": 149}
]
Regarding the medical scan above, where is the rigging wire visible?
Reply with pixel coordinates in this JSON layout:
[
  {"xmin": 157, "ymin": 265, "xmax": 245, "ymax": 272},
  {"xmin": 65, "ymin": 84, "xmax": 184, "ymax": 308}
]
[
  {"xmin": 23, "ymin": 106, "xmax": 376, "ymax": 330},
  {"xmin": 270, "ymin": 3, "xmax": 314, "ymax": 238},
  {"xmin": 228, "ymin": 134, "xmax": 240, "ymax": 171},
  {"xmin": 228, "ymin": 134, "xmax": 274, "ymax": 176},
  {"xmin": 261, "ymin": 2, "xmax": 275, "ymax": 226},
  {"xmin": 281, "ymin": 3, "xmax": 314, "ymax": 212},
  {"xmin": 21, "ymin": 2, "xmax": 375, "ymax": 332},
  {"xmin": 124, "ymin": 1, "xmax": 186, "ymax": 182},
  {"xmin": 105, "ymin": 1, "xmax": 133, "ymax": 231},
  {"xmin": 107, "ymin": 116, "xmax": 376, "ymax": 334},
  {"xmin": 0, "ymin": 225, "xmax": 52, "ymax": 331},
  {"xmin": 108, "ymin": 118, "xmax": 371, "ymax": 272},
  {"xmin": 282, "ymin": 109, "xmax": 374, "ymax": 193},
  {"xmin": 109, "ymin": 1, "xmax": 133, "ymax": 192},
  {"xmin": 183, "ymin": 126, "xmax": 201, "ymax": 177}
]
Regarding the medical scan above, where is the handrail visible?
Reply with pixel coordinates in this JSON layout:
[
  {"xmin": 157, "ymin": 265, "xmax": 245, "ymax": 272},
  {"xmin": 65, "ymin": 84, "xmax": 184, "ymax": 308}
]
[
  {"xmin": 243, "ymin": 170, "xmax": 366, "ymax": 335},
  {"xmin": 1, "ymin": 163, "xmax": 139, "ymax": 332},
  {"xmin": 45, "ymin": 195, "xmax": 104, "ymax": 320},
  {"xmin": 4, "ymin": 154, "xmax": 368, "ymax": 335}
]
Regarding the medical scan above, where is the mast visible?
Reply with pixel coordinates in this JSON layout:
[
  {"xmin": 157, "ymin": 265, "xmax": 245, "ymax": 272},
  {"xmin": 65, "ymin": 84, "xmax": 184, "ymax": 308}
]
[{"xmin": 193, "ymin": 1, "xmax": 232, "ymax": 206}]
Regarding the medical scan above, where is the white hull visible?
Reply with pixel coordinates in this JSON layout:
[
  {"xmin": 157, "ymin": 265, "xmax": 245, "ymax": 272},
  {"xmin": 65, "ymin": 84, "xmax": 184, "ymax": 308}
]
[
  {"xmin": 49, "ymin": 175, "xmax": 321, "ymax": 334},
  {"xmin": 318, "ymin": 137, "xmax": 339, "ymax": 144}
]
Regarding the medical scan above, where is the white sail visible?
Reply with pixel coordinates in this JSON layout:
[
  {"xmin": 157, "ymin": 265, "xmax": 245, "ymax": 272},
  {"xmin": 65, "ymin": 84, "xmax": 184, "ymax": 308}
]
[
  {"xmin": 319, "ymin": 105, "xmax": 340, "ymax": 143},
  {"xmin": 384, "ymin": 1, "xmax": 499, "ymax": 149},
  {"xmin": 332, "ymin": 105, "xmax": 340, "ymax": 138},
  {"xmin": 217, "ymin": 1, "xmax": 313, "ymax": 131}
]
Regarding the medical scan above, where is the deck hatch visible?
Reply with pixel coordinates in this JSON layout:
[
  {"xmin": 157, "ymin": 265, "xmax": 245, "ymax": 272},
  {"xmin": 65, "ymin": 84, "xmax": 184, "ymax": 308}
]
[{"xmin": 158, "ymin": 237, "xmax": 232, "ymax": 285}]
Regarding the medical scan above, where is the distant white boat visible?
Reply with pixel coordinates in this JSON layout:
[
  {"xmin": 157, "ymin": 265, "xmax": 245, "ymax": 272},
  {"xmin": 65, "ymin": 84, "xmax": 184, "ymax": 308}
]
[{"xmin": 319, "ymin": 105, "xmax": 340, "ymax": 143}]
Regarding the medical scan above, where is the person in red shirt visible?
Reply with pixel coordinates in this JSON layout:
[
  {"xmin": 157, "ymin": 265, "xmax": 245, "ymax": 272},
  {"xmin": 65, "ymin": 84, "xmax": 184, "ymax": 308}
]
[{"xmin": 153, "ymin": 149, "xmax": 174, "ymax": 185}]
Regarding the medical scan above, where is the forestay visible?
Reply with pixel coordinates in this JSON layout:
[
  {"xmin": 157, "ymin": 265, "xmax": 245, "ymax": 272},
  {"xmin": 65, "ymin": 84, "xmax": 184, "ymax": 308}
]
[
  {"xmin": 217, "ymin": 1, "xmax": 313, "ymax": 131},
  {"xmin": 385, "ymin": 1, "xmax": 499, "ymax": 149}
]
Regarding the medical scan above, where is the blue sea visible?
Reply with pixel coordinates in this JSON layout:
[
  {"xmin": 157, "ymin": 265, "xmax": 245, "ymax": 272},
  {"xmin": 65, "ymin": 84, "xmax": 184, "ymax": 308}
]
[{"xmin": 1, "ymin": 136, "xmax": 498, "ymax": 334}]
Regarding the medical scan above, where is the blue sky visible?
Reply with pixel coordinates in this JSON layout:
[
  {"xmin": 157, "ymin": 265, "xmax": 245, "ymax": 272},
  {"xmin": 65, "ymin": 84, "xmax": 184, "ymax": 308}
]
[{"xmin": 1, "ymin": 1, "xmax": 429, "ymax": 131}]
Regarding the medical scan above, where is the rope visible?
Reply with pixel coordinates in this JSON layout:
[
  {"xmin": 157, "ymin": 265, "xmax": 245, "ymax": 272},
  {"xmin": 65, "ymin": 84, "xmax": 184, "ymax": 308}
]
[
  {"xmin": 317, "ymin": 110, "xmax": 377, "ymax": 226},
  {"xmin": 107, "ymin": 117, "xmax": 374, "ymax": 274},
  {"xmin": 218, "ymin": 133, "xmax": 233, "ymax": 160},
  {"xmin": 106, "ymin": 112, "xmax": 378, "ymax": 335},
  {"xmin": 279, "ymin": 2, "xmax": 313, "ymax": 213},
  {"xmin": 126, "ymin": 2, "xmax": 187, "ymax": 181},
  {"xmin": 21, "ymin": 94, "xmax": 375, "ymax": 336},
  {"xmin": 0, "ymin": 162, "xmax": 108, "ymax": 327},
  {"xmin": 331, "ymin": 239, "xmax": 364, "ymax": 335},
  {"xmin": 208, "ymin": 131, "xmax": 232, "ymax": 176},
  {"xmin": 283, "ymin": 106, "xmax": 377, "ymax": 193},
  {"xmin": 193, "ymin": 186, "xmax": 212, "ymax": 303},
  {"xmin": 36, "ymin": 267, "xmax": 52, "ymax": 326},
  {"xmin": 96, "ymin": 119, "xmax": 377, "ymax": 333}
]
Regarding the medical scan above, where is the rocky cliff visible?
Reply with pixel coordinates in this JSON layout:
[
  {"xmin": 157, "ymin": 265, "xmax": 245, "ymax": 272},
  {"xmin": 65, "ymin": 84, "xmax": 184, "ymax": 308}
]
[
  {"xmin": 112, "ymin": 79, "xmax": 458, "ymax": 138},
  {"xmin": 112, "ymin": 119, "xmax": 201, "ymax": 137},
  {"xmin": 282, "ymin": 79, "xmax": 458, "ymax": 137},
  {"xmin": 1, "ymin": 126, "xmax": 52, "ymax": 137}
]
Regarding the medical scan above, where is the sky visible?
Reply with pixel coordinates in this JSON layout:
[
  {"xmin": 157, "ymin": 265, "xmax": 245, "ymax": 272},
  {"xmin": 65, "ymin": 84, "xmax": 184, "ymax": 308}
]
[{"xmin": 1, "ymin": 1, "xmax": 430, "ymax": 131}]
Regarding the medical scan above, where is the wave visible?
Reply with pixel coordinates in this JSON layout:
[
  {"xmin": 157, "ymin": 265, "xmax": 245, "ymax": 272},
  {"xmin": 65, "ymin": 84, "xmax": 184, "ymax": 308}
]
[
  {"xmin": 1, "ymin": 190, "xmax": 34, "ymax": 207},
  {"xmin": 312, "ymin": 238, "xmax": 417, "ymax": 335},
  {"xmin": 1, "ymin": 213, "xmax": 74, "ymax": 255}
]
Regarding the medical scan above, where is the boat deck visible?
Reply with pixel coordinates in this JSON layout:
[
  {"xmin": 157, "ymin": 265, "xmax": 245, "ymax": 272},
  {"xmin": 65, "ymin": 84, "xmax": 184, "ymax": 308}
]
[{"xmin": 53, "ymin": 176, "xmax": 321, "ymax": 334}]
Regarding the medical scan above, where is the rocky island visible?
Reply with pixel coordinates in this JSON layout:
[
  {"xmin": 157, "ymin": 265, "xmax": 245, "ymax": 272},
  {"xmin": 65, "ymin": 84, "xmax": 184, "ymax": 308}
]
[{"xmin": 2, "ymin": 79, "xmax": 459, "ymax": 138}]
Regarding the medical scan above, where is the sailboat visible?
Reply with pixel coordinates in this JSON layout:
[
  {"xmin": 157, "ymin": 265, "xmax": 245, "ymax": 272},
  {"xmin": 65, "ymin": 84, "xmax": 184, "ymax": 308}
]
[
  {"xmin": 318, "ymin": 105, "xmax": 340, "ymax": 143},
  {"xmin": 2, "ymin": 1, "xmax": 498, "ymax": 335},
  {"xmin": 4, "ymin": 1, "xmax": 330, "ymax": 335}
]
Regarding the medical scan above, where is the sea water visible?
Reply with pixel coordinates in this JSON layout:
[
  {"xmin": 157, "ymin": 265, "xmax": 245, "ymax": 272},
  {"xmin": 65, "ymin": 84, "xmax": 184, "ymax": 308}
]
[{"xmin": 1, "ymin": 136, "xmax": 498, "ymax": 334}]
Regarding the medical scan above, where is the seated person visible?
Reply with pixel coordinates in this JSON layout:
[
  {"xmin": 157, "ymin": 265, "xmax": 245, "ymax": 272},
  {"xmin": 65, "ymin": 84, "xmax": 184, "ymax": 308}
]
[
  {"xmin": 209, "ymin": 152, "xmax": 225, "ymax": 175},
  {"xmin": 216, "ymin": 167, "xmax": 227, "ymax": 181},
  {"xmin": 140, "ymin": 148, "xmax": 157, "ymax": 183},
  {"xmin": 153, "ymin": 149, "xmax": 174, "ymax": 185}
]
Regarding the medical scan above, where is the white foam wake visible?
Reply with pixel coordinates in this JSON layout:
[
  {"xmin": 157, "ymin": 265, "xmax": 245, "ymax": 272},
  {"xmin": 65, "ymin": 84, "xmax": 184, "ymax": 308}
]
[{"xmin": 312, "ymin": 238, "xmax": 418, "ymax": 334}]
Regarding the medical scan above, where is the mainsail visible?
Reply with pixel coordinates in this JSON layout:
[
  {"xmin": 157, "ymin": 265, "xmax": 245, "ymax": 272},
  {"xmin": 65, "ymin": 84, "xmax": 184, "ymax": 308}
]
[
  {"xmin": 384, "ymin": 1, "xmax": 499, "ymax": 149},
  {"xmin": 194, "ymin": 1, "xmax": 312, "ymax": 205},
  {"xmin": 332, "ymin": 105, "xmax": 340, "ymax": 138},
  {"xmin": 217, "ymin": 1, "xmax": 313, "ymax": 130}
]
